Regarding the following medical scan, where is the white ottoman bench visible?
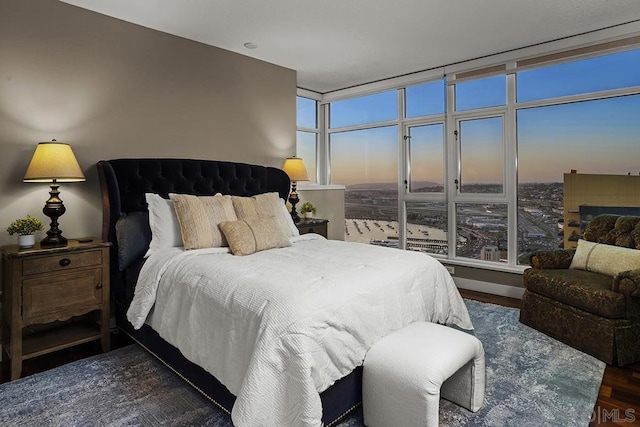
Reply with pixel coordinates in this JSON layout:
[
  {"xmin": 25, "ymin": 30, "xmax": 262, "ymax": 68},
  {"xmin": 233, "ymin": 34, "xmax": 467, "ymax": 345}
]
[{"xmin": 362, "ymin": 322, "xmax": 485, "ymax": 427}]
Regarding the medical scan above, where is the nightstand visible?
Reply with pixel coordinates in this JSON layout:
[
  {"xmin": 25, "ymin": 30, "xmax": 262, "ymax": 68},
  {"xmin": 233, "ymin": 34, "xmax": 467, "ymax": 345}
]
[
  {"xmin": 1, "ymin": 238, "xmax": 111, "ymax": 380},
  {"xmin": 296, "ymin": 218, "xmax": 329, "ymax": 238}
]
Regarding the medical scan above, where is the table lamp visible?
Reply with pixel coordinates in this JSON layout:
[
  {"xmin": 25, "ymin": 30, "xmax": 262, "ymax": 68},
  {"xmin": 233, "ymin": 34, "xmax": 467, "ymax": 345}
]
[
  {"xmin": 23, "ymin": 140, "xmax": 86, "ymax": 247},
  {"xmin": 281, "ymin": 157, "xmax": 309, "ymax": 223}
]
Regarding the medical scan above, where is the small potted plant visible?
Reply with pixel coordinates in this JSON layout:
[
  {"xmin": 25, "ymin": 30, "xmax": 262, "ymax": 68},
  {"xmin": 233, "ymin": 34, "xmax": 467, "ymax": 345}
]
[
  {"xmin": 300, "ymin": 201, "xmax": 317, "ymax": 219},
  {"xmin": 7, "ymin": 215, "xmax": 44, "ymax": 248}
]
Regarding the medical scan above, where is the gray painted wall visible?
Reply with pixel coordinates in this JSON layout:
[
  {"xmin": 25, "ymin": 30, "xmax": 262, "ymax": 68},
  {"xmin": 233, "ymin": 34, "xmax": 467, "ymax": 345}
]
[{"xmin": 0, "ymin": 0, "xmax": 296, "ymax": 246}]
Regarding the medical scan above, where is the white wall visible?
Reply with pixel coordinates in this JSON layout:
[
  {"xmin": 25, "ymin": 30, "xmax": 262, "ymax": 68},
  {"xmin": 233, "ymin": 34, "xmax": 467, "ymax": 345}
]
[{"xmin": 298, "ymin": 185, "xmax": 346, "ymax": 240}]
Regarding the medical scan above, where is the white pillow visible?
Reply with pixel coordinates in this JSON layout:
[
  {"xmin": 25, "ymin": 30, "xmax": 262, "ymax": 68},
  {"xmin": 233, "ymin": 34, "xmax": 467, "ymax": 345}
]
[
  {"xmin": 277, "ymin": 196, "xmax": 300, "ymax": 237},
  {"xmin": 145, "ymin": 193, "xmax": 183, "ymax": 257},
  {"xmin": 570, "ymin": 239, "xmax": 640, "ymax": 277}
]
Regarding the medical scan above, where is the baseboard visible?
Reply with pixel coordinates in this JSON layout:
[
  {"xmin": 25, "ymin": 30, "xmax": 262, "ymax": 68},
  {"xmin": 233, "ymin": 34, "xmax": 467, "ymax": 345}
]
[{"xmin": 454, "ymin": 277, "xmax": 525, "ymax": 300}]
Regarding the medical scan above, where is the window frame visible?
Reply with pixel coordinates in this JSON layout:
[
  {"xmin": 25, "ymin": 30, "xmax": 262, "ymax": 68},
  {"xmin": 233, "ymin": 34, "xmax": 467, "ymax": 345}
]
[
  {"xmin": 400, "ymin": 84, "xmax": 448, "ymax": 257},
  {"xmin": 296, "ymin": 93, "xmax": 321, "ymax": 183}
]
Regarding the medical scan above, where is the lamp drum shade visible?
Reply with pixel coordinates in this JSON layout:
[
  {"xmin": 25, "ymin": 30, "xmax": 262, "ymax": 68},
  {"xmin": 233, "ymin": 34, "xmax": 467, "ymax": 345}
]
[
  {"xmin": 281, "ymin": 157, "xmax": 309, "ymax": 182},
  {"xmin": 281, "ymin": 157, "xmax": 309, "ymax": 223},
  {"xmin": 23, "ymin": 141, "xmax": 85, "ymax": 182}
]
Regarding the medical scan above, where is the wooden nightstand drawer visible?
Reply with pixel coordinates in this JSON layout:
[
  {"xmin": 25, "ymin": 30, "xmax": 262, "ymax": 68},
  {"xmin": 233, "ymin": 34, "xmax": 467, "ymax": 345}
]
[
  {"xmin": 22, "ymin": 250, "xmax": 102, "ymax": 276},
  {"xmin": 22, "ymin": 268, "xmax": 103, "ymax": 323}
]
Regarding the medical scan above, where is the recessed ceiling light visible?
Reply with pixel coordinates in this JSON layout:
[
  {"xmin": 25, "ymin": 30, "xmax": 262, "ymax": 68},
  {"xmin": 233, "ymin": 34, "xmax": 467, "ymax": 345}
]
[{"xmin": 243, "ymin": 42, "xmax": 258, "ymax": 50}]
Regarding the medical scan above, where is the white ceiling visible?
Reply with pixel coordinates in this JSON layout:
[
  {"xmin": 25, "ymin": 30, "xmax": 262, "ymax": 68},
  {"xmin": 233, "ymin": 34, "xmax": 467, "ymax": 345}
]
[{"xmin": 60, "ymin": 0, "xmax": 640, "ymax": 94}]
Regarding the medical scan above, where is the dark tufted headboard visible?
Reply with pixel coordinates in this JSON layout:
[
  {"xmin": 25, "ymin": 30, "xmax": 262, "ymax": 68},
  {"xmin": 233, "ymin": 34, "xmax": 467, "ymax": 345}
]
[{"xmin": 97, "ymin": 158, "xmax": 290, "ymax": 307}]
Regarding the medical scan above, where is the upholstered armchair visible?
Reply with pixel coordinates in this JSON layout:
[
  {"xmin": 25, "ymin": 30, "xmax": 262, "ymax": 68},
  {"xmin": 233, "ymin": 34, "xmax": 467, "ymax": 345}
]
[{"xmin": 520, "ymin": 215, "xmax": 640, "ymax": 366}]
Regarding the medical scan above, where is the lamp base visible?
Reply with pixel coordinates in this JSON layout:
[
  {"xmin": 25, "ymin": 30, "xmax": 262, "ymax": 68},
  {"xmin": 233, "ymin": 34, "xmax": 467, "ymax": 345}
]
[
  {"xmin": 41, "ymin": 180, "xmax": 68, "ymax": 247},
  {"xmin": 40, "ymin": 234, "xmax": 68, "ymax": 248},
  {"xmin": 288, "ymin": 181, "xmax": 301, "ymax": 223}
]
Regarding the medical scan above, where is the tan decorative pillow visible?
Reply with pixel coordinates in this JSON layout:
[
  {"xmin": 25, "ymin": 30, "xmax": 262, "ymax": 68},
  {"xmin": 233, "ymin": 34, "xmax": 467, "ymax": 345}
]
[
  {"xmin": 169, "ymin": 193, "xmax": 237, "ymax": 249},
  {"xmin": 232, "ymin": 195, "xmax": 260, "ymax": 221},
  {"xmin": 570, "ymin": 239, "xmax": 640, "ymax": 277},
  {"xmin": 231, "ymin": 192, "xmax": 299, "ymax": 237},
  {"xmin": 219, "ymin": 218, "xmax": 291, "ymax": 256}
]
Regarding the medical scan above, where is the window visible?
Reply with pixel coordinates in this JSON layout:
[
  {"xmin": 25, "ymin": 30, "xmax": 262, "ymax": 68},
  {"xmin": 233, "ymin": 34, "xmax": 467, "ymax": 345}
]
[
  {"xmin": 405, "ymin": 80, "xmax": 445, "ymax": 118},
  {"xmin": 456, "ymin": 203, "xmax": 508, "ymax": 263},
  {"xmin": 455, "ymin": 75, "xmax": 506, "ymax": 111},
  {"xmin": 406, "ymin": 201, "xmax": 448, "ymax": 255},
  {"xmin": 517, "ymin": 49, "xmax": 640, "ymax": 103},
  {"xmin": 331, "ymin": 126, "xmax": 398, "ymax": 245},
  {"xmin": 514, "ymin": 48, "xmax": 640, "ymax": 266},
  {"xmin": 296, "ymin": 131, "xmax": 317, "ymax": 184},
  {"xmin": 457, "ymin": 116, "xmax": 504, "ymax": 194},
  {"xmin": 330, "ymin": 127, "xmax": 398, "ymax": 186},
  {"xmin": 517, "ymin": 96, "xmax": 640, "ymax": 181},
  {"xmin": 297, "ymin": 96, "xmax": 317, "ymax": 129},
  {"xmin": 407, "ymin": 123, "xmax": 445, "ymax": 193},
  {"xmin": 296, "ymin": 96, "xmax": 318, "ymax": 183},
  {"xmin": 516, "ymin": 94, "xmax": 640, "ymax": 263},
  {"xmin": 330, "ymin": 91, "xmax": 397, "ymax": 128},
  {"xmin": 320, "ymin": 45, "xmax": 640, "ymax": 270},
  {"xmin": 402, "ymin": 80, "xmax": 448, "ymax": 255},
  {"xmin": 328, "ymin": 90, "xmax": 399, "ymax": 246}
]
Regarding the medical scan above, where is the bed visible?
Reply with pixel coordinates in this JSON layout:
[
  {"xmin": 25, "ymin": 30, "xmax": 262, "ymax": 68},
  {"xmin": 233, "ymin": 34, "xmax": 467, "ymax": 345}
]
[{"xmin": 97, "ymin": 158, "xmax": 472, "ymax": 427}]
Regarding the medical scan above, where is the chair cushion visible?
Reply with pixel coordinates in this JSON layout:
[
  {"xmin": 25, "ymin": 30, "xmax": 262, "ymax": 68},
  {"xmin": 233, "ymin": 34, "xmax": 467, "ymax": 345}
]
[{"xmin": 524, "ymin": 268, "xmax": 626, "ymax": 319}]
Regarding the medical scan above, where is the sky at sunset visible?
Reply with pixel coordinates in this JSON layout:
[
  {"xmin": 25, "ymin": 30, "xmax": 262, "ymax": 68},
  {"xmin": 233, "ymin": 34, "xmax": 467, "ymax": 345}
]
[{"xmin": 298, "ymin": 48, "xmax": 640, "ymax": 186}]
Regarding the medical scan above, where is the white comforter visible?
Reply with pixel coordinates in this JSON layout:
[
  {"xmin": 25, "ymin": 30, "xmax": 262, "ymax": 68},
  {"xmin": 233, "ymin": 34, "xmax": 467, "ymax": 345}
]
[{"xmin": 127, "ymin": 234, "xmax": 473, "ymax": 427}]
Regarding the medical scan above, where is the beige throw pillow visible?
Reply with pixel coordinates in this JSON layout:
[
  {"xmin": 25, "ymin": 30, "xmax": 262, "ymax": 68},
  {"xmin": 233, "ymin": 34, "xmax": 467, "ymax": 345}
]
[
  {"xmin": 169, "ymin": 193, "xmax": 237, "ymax": 249},
  {"xmin": 232, "ymin": 195, "xmax": 260, "ymax": 221},
  {"xmin": 570, "ymin": 239, "xmax": 640, "ymax": 277},
  {"xmin": 232, "ymin": 192, "xmax": 299, "ymax": 238},
  {"xmin": 219, "ymin": 218, "xmax": 291, "ymax": 256}
]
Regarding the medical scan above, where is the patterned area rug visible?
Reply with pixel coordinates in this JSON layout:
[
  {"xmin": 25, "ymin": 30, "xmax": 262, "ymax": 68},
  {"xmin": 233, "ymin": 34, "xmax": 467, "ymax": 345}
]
[{"xmin": 0, "ymin": 300, "xmax": 604, "ymax": 426}]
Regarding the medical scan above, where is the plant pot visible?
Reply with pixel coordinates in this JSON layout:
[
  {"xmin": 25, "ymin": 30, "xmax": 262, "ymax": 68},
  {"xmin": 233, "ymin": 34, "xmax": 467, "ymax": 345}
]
[
  {"xmin": 18, "ymin": 234, "xmax": 35, "ymax": 249},
  {"xmin": 304, "ymin": 212, "xmax": 313, "ymax": 219}
]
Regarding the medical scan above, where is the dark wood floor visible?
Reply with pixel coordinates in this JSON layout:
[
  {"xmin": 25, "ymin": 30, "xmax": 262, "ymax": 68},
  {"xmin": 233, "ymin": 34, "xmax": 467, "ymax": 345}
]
[{"xmin": 2, "ymin": 290, "xmax": 639, "ymax": 426}]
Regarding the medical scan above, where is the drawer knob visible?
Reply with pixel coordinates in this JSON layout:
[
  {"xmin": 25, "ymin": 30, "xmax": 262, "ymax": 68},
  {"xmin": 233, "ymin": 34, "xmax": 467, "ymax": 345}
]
[
  {"xmin": 59, "ymin": 258, "xmax": 71, "ymax": 267},
  {"xmin": 96, "ymin": 283, "xmax": 103, "ymax": 290}
]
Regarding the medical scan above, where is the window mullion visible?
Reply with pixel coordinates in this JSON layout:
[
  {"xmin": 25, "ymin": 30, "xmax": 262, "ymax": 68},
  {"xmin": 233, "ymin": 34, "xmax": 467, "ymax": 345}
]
[
  {"xmin": 515, "ymin": 84, "xmax": 640, "ymax": 110},
  {"xmin": 320, "ymin": 103, "xmax": 329, "ymax": 185},
  {"xmin": 397, "ymin": 89, "xmax": 407, "ymax": 250},
  {"xmin": 327, "ymin": 119, "xmax": 399, "ymax": 134},
  {"xmin": 506, "ymin": 72, "xmax": 518, "ymax": 267},
  {"xmin": 445, "ymin": 84, "xmax": 457, "ymax": 260}
]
